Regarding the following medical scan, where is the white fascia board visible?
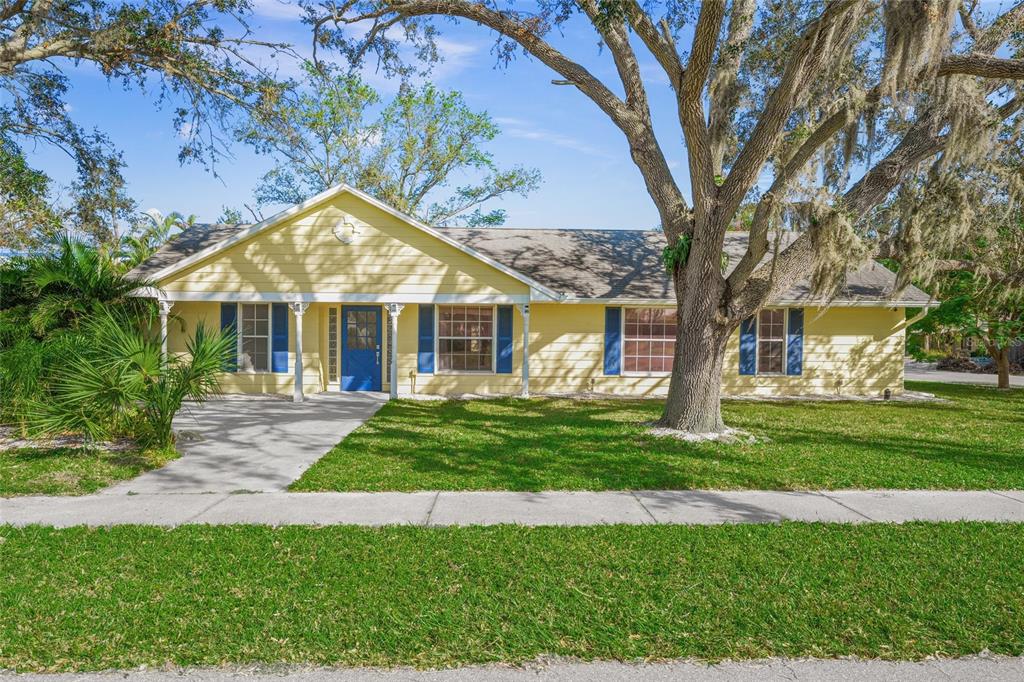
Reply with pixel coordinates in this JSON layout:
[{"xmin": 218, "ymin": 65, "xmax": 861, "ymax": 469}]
[
  {"xmin": 146, "ymin": 184, "xmax": 562, "ymax": 301},
  {"xmin": 160, "ymin": 292, "xmax": 530, "ymax": 304},
  {"xmin": 560, "ymin": 296, "xmax": 938, "ymax": 308}
]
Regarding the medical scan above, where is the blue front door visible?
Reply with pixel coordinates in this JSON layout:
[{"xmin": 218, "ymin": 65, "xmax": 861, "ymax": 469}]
[{"xmin": 341, "ymin": 306, "xmax": 382, "ymax": 391}]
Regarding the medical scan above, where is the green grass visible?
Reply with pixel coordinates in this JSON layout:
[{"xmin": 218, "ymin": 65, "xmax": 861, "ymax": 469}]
[
  {"xmin": 0, "ymin": 445, "xmax": 177, "ymax": 496},
  {"xmin": 1, "ymin": 523, "xmax": 1022, "ymax": 671},
  {"xmin": 292, "ymin": 382, "xmax": 1024, "ymax": 491}
]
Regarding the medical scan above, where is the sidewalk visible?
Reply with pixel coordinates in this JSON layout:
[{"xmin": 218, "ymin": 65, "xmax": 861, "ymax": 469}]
[
  {"xmin": 4, "ymin": 656, "xmax": 1024, "ymax": 681},
  {"xmin": 4, "ymin": 489, "xmax": 1024, "ymax": 527}
]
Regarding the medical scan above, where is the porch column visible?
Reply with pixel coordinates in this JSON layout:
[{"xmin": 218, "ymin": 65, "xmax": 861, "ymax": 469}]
[
  {"xmin": 158, "ymin": 299, "xmax": 174, "ymax": 364},
  {"xmin": 385, "ymin": 303, "xmax": 405, "ymax": 399},
  {"xmin": 517, "ymin": 303, "xmax": 530, "ymax": 398},
  {"xmin": 291, "ymin": 302, "xmax": 309, "ymax": 403}
]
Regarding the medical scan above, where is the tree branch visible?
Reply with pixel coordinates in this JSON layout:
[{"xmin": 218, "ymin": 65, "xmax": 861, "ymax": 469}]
[
  {"xmin": 623, "ymin": 0, "xmax": 684, "ymax": 86},
  {"xmin": 938, "ymin": 53, "xmax": 1024, "ymax": 79},
  {"xmin": 679, "ymin": 0, "xmax": 725, "ymax": 228},
  {"xmin": 708, "ymin": 0, "xmax": 755, "ymax": 176},
  {"xmin": 327, "ymin": 0, "xmax": 690, "ymax": 236},
  {"xmin": 718, "ymin": 0, "xmax": 859, "ymax": 229}
]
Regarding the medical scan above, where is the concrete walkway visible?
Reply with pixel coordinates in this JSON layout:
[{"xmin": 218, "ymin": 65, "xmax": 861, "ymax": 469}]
[
  {"xmin": 4, "ymin": 656, "xmax": 1023, "ymax": 681},
  {"xmin": 905, "ymin": 360, "xmax": 1024, "ymax": 387},
  {"xmin": 5, "ymin": 489, "xmax": 1024, "ymax": 527},
  {"xmin": 101, "ymin": 392, "xmax": 387, "ymax": 494}
]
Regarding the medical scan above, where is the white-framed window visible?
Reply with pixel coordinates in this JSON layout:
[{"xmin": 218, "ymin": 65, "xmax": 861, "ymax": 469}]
[
  {"xmin": 624, "ymin": 307, "xmax": 677, "ymax": 374},
  {"xmin": 757, "ymin": 308, "xmax": 786, "ymax": 375},
  {"xmin": 239, "ymin": 303, "xmax": 270, "ymax": 372},
  {"xmin": 327, "ymin": 307, "xmax": 338, "ymax": 382},
  {"xmin": 437, "ymin": 305, "xmax": 495, "ymax": 372}
]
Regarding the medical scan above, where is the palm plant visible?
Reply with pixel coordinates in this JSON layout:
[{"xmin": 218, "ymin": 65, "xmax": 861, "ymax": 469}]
[
  {"xmin": 120, "ymin": 210, "xmax": 195, "ymax": 269},
  {"xmin": 27, "ymin": 233, "xmax": 154, "ymax": 335},
  {"xmin": 29, "ymin": 309, "xmax": 234, "ymax": 448}
]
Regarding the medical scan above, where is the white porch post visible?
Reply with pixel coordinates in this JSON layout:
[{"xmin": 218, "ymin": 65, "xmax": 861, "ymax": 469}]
[
  {"xmin": 517, "ymin": 303, "xmax": 530, "ymax": 398},
  {"xmin": 291, "ymin": 302, "xmax": 309, "ymax": 403},
  {"xmin": 385, "ymin": 303, "xmax": 405, "ymax": 399},
  {"xmin": 158, "ymin": 299, "xmax": 174, "ymax": 364}
]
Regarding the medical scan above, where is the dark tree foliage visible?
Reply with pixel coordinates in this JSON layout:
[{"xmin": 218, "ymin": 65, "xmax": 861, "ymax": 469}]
[{"xmin": 0, "ymin": 0, "xmax": 291, "ymax": 248}]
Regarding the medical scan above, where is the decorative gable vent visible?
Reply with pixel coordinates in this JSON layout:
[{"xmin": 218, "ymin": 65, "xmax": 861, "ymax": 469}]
[{"xmin": 333, "ymin": 217, "xmax": 360, "ymax": 244}]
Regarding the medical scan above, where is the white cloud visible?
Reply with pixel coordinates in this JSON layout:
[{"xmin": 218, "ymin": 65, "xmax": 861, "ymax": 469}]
[
  {"xmin": 495, "ymin": 119, "xmax": 613, "ymax": 158},
  {"xmin": 433, "ymin": 37, "xmax": 479, "ymax": 76}
]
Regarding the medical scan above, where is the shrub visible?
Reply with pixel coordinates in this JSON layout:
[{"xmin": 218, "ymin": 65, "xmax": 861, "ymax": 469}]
[
  {"xmin": 28, "ymin": 310, "xmax": 234, "ymax": 448},
  {"xmin": 936, "ymin": 354, "xmax": 981, "ymax": 373},
  {"xmin": 908, "ymin": 347, "xmax": 944, "ymax": 363}
]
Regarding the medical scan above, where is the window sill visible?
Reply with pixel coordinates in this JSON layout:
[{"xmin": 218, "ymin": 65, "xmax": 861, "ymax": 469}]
[
  {"xmin": 622, "ymin": 371, "xmax": 672, "ymax": 377},
  {"xmin": 434, "ymin": 370, "xmax": 497, "ymax": 376}
]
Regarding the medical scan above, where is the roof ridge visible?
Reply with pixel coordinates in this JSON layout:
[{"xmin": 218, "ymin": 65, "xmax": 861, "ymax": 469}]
[{"xmin": 440, "ymin": 226, "xmax": 661, "ymax": 233}]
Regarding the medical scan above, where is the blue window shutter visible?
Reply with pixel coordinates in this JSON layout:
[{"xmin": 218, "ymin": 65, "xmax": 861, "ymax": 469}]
[
  {"xmin": 739, "ymin": 316, "xmax": 757, "ymax": 375},
  {"xmin": 219, "ymin": 303, "xmax": 238, "ymax": 372},
  {"xmin": 787, "ymin": 308, "xmax": 804, "ymax": 376},
  {"xmin": 418, "ymin": 304, "xmax": 434, "ymax": 373},
  {"xmin": 271, "ymin": 303, "xmax": 289, "ymax": 373},
  {"xmin": 604, "ymin": 307, "xmax": 621, "ymax": 376},
  {"xmin": 496, "ymin": 305, "xmax": 513, "ymax": 373}
]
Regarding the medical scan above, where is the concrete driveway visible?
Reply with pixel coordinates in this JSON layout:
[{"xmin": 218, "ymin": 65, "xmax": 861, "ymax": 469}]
[
  {"xmin": 101, "ymin": 392, "xmax": 387, "ymax": 494},
  {"xmin": 905, "ymin": 360, "xmax": 1024, "ymax": 387}
]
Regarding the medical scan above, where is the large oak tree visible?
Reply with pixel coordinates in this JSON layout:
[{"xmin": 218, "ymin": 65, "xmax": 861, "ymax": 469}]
[{"xmin": 304, "ymin": 0, "xmax": 1024, "ymax": 434}]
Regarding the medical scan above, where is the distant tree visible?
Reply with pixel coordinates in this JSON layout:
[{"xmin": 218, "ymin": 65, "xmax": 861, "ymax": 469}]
[
  {"xmin": 0, "ymin": 138, "xmax": 60, "ymax": 248},
  {"xmin": 304, "ymin": 0, "xmax": 1024, "ymax": 434},
  {"xmin": 0, "ymin": 0, "xmax": 289, "ymax": 249},
  {"xmin": 926, "ymin": 215, "xmax": 1024, "ymax": 389},
  {"xmin": 121, "ymin": 210, "xmax": 197, "ymax": 269},
  {"xmin": 235, "ymin": 61, "xmax": 541, "ymax": 226},
  {"xmin": 217, "ymin": 206, "xmax": 245, "ymax": 224}
]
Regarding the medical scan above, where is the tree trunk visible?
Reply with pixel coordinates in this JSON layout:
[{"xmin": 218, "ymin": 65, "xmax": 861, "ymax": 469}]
[
  {"xmin": 659, "ymin": 236, "xmax": 736, "ymax": 434},
  {"xmin": 995, "ymin": 346, "xmax": 1011, "ymax": 389}
]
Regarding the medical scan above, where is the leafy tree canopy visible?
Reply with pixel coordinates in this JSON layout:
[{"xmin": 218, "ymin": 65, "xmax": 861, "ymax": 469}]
[
  {"xmin": 0, "ymin": 0, "xmax": 291, "ymax": 249},
  {"xmin": 233, "ymin": 61, "xmax": 541, "ymax": 226}
]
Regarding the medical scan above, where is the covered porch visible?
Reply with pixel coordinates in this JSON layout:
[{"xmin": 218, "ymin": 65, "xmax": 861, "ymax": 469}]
[{"xmin": 153, "ymin": 293, "xmax": 534, "ymax": 402}]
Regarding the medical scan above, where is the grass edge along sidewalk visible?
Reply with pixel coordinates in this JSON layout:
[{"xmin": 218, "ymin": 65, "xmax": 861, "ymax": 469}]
[
  {"xmin": 292, "ymin": 382, "xmax": 1024, "ymax": 492},
  {"xmin": 2, "ymin": 522, "xmax": 1023, "ymax": 671}
]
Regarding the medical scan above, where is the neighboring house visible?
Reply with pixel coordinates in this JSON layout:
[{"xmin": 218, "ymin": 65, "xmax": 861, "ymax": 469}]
[{"xmin": 129, "ymin": 184, "xmax": 934, "ymax": 402}]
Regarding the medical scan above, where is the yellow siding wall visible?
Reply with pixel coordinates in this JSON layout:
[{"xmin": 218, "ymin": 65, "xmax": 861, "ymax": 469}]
[
  {"xmin": 169, "ymin": 301, "xmax": 325, "ymax": 396},
  {"xmin": 394, "ymin": 305, "xmax": 524, "ymax": 395},
  {"xmin": 395, "ymin": 303, "xmax": 905, "ymax": 398},
  {"xmin": 724, "ymin": 306, "xmax": 906, "ymax": 396},
  {"xmin": 159, "ymin": 193, "xmax": 528, "ymax": 296},
  {"xmin": 168, "ymin": 301, "xmax": 905, "ymax": 398}
]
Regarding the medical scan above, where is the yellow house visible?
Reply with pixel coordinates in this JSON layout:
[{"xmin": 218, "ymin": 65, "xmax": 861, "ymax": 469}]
[{"xmin": 130, "ymin": 185, "xmax": 933, "ymax": 402}]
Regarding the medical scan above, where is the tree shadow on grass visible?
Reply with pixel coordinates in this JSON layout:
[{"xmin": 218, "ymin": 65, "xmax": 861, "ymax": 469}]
[{"xmin": 300, "ymin": 388, "xmax": 1024, "ymax": 491}]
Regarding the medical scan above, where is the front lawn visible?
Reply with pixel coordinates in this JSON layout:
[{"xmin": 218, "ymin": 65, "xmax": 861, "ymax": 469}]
[
  {"xmin": 0, "ymin": 445, "xmax": 177, "ymax": 496},
  {"xmin": 1, "ymin": 523, "xmax": 1021, "ymax": 671},
  {"xmin": 292, "ymin": 382, "xmax": 1024, "ymax": 491}
]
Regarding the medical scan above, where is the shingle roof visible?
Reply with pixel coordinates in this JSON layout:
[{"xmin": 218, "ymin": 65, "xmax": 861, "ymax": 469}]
[
  {"xmin": 441, "ymin": 228, "xmax": 933, "ymax": 305},
  {"xmin": 130, "ymin": 223, "xmax": 932, "ymax": 305},
  {"xmin": 128, "ymin": 222, "xmax": 253, "ymax": 280}
]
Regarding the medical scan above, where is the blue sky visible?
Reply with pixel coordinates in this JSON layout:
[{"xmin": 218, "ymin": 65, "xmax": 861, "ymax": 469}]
[{"xmin": 24, "ymin": 0, "xmax": 697, "ymax": 230}]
